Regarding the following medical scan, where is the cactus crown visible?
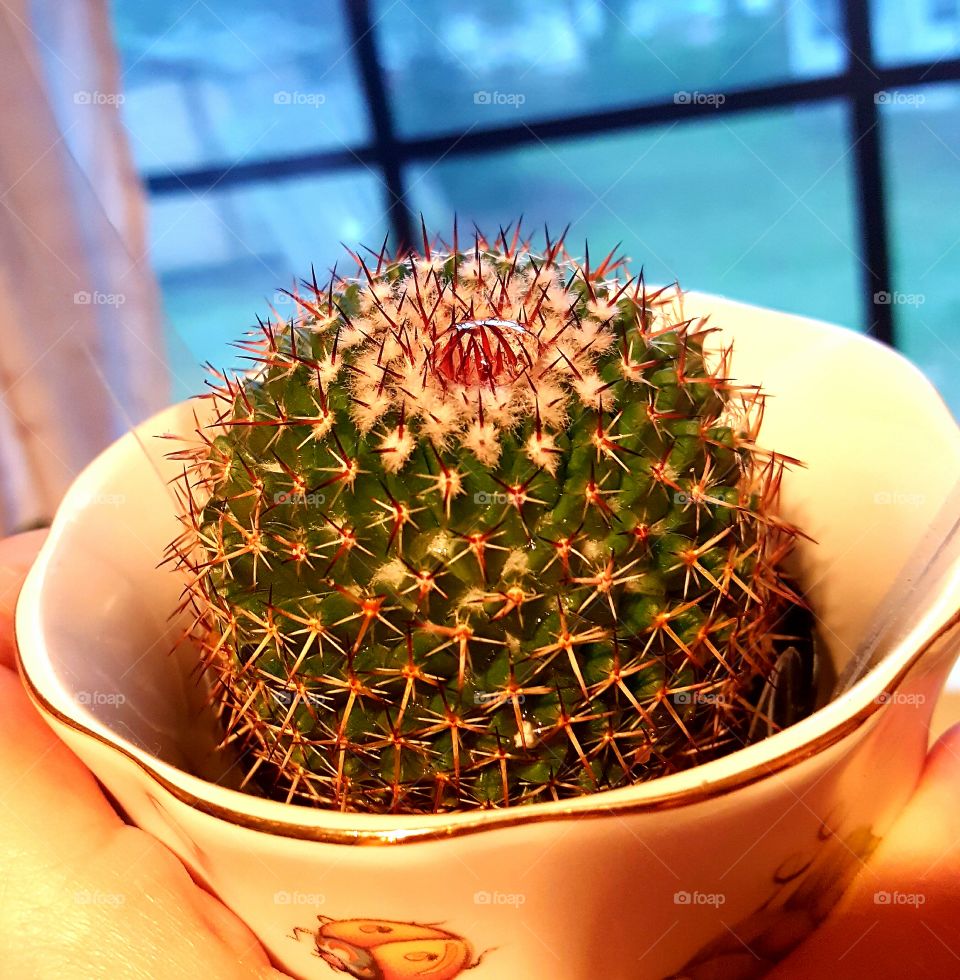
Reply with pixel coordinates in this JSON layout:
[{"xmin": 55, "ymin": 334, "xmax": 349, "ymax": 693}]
[{"xmin": 171, "ymin": 225, "xmax": 804, "ymax": 815}]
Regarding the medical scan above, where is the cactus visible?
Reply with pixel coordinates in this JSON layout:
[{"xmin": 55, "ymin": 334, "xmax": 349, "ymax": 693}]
[{"xmin": 171, "ymin": 225, "xmax": 807, "ymax": 815}]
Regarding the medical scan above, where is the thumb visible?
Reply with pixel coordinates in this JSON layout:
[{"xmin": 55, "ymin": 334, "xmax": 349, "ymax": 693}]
[{"xmin": 774, "ymin": 723, "xmax": 960, "ymax": 977}]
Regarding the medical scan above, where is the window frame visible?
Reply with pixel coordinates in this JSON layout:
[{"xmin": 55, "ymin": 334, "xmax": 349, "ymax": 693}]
[{"xmin": 140, "ymin": 0, "xmax": 960, "ymax": 350}]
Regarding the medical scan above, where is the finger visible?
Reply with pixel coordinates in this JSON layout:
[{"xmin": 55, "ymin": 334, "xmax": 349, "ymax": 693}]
[
  {"xmin": 0, "ymin": 529, "xmax": 290, "ymax": 977},
  {"xmin": 0, "ymin": 529, "xmax": 47, "ymax": 670},
  {"xmin": 0, "ymin": 657, "xmax": 288, "ymax": 978},
  {"xmin": 773, "ymin": 723, "xmax": 960, "ymax": 977},
  {"xmin": 0, "ymin": 656, "xmax": 121, "ymax": 848},
  {"xmin": 56, "ymin": 826, "xmax": 284, "ymax": 979}
]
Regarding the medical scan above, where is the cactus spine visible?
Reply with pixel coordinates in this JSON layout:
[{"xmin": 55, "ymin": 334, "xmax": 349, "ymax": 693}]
[{"xmin": 171, "ymin": 225, "xmax": 804, "ymax": 815}]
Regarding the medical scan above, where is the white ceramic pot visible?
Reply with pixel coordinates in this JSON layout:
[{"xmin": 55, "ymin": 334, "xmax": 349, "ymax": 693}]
[{"xmin": 15, "ymin": 294, "xmax": 960, "ymax": 980}]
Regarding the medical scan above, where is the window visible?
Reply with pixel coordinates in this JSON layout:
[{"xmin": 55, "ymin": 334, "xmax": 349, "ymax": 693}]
[
  {"xmin": 111, "ymin": 0, "xmax": 960, "ymax": 415},
  {"xmin": 872, "ymin": 0, "xmax": 960, "ymax": 64},
  {"xmin": 931, "ymin": 0, "xmax": 958, "ymax": 27}
]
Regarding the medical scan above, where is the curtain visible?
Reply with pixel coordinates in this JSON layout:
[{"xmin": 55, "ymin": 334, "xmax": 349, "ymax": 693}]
[{"xmin": 0, "ymin": 0, "xmax": 169, "ymax": 533}]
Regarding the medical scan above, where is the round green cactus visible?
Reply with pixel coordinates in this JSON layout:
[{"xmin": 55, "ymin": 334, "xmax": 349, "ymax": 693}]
[{"xmin": 172, "ymin": 226, "xmax": 805, "ymax": 814}]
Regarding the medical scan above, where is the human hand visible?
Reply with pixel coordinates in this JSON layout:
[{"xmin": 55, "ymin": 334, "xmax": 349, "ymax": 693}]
[
  {"xmin": 772, "ymin": 721, "xmax": 960, "ymax": 977},
  {"xmin": 3, "ymin": 530, "xmax": 960, "ymax": 979},
  {"xmin": 0, "ymin": 531, "xmax": 290, "ymax": 979}
]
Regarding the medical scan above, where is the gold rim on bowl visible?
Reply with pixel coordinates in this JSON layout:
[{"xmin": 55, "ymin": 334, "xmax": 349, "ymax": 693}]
[{"xmin": 15, "ymin": 608, "xmax": 960, "ymax": 846}]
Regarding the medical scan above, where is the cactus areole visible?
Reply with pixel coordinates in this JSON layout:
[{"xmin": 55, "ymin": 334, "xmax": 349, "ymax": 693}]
[{"xmin": 171, "ymin": 226, "xmax": 808, "ymax": 815}]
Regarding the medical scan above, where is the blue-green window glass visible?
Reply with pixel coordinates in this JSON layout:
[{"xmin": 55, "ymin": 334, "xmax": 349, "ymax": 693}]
[
  {"xmin": 150, "ymin": 174, "xmax": 388, "ymax": 396},
  {"xmin": 376, "ymin": 0, "xmax": 848, "ymax": 136},
  {"xmin": 408, "ymin": 102, "xmax": 860, "ymax": 329},
  {"xmin": 113, "ymin": 1, "xmax": 369, "ymax": 172},
  {"xmin": 882, "ymin": 82, "xmax": 960, "ymax": 418},
  {"xmin": 871, "ymin": 0, "xmax": 960, "ymax": 66}
]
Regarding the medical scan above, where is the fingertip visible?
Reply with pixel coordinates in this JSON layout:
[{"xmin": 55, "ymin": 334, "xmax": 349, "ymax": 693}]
[
  {"xmin": 918, "ymin": 720, "xmax": 960, "ymax": 798},
  {"xmin": 0, "ymin": 529, "xmax": 48, "ymax": 669},
  {"xmin": 927, "ymin": 720, "xmax": 960, "ymax": 763}
]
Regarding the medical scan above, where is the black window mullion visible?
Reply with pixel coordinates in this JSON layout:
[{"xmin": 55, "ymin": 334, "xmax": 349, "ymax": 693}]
[
  {"xmin": 144, "ymin": 58, "xmax": 960, "ymax": 198},
  {"xmin": 842, "ymin": 0, "xmax": 895, "ymax": 346},
  {"xmin": 341, "ymin": 0, "xmax": 415, "ymax": 251},
  {"xmin": 139, "ymin": 8, "xmax": 960, "ymax": 352}
]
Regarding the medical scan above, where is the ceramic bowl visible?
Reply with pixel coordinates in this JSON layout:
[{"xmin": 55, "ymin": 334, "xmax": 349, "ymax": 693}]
[{"xmin": 16, "ymin": 293, "xmax": 960, "ymax": 980}]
